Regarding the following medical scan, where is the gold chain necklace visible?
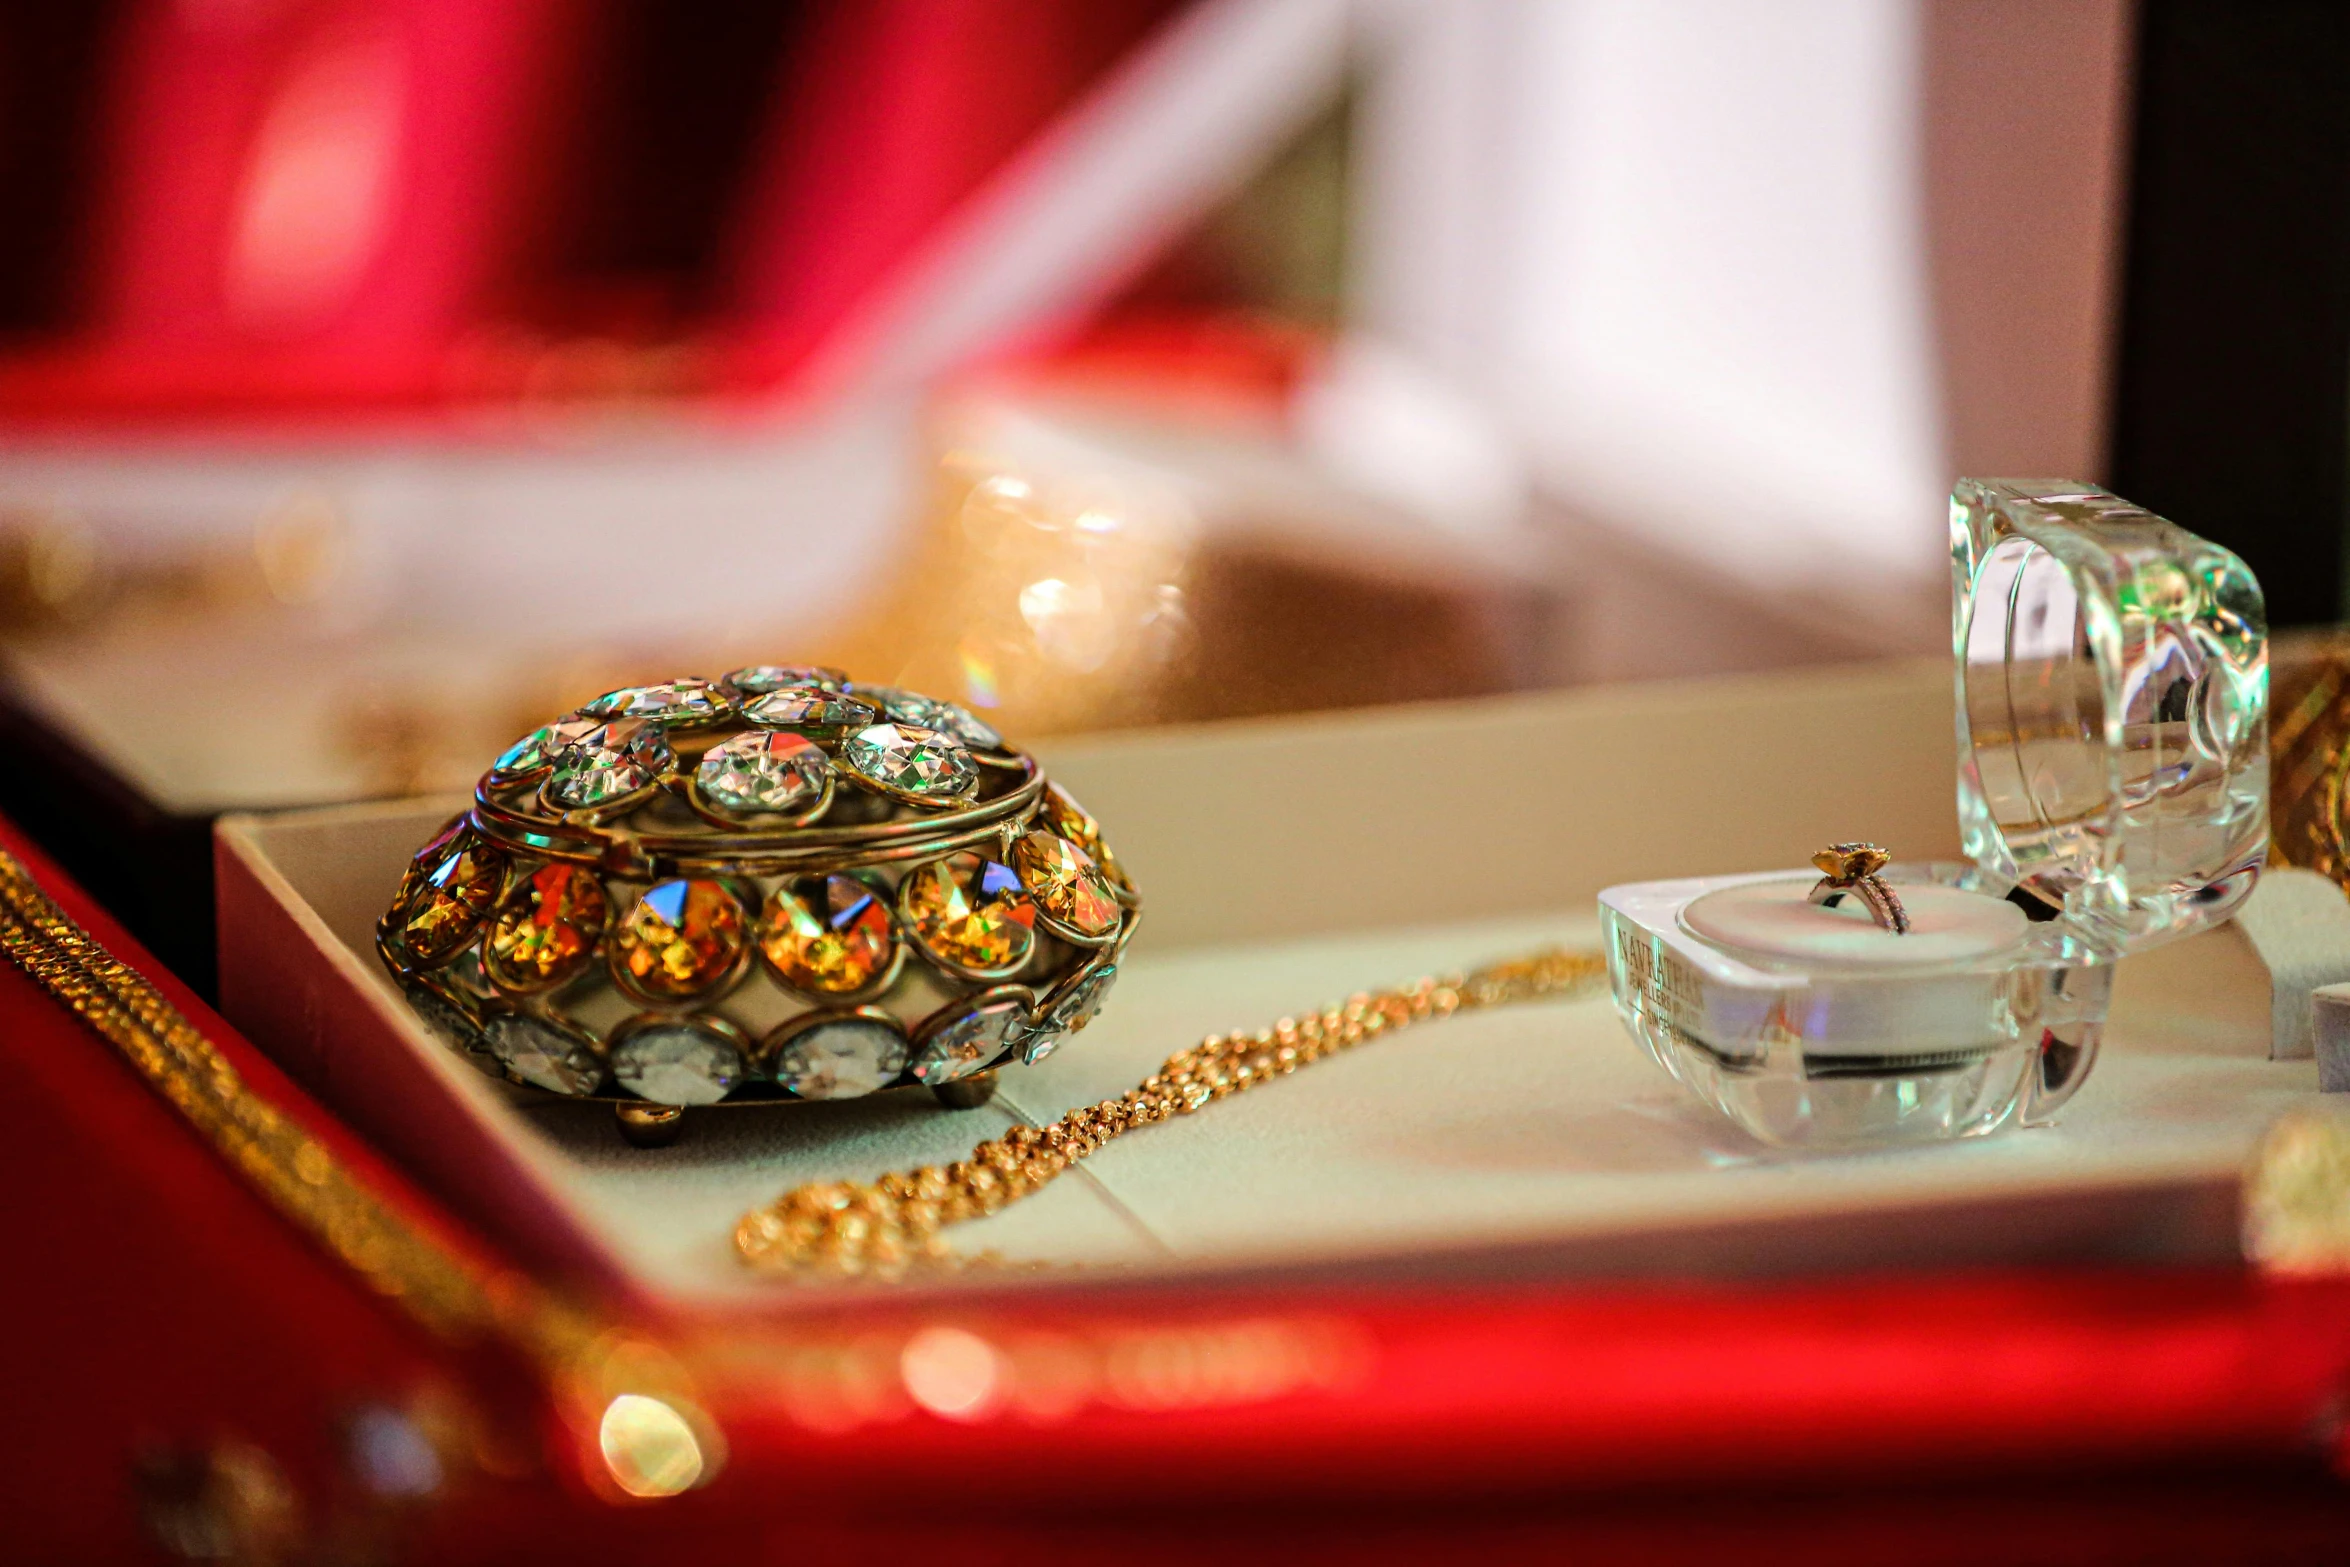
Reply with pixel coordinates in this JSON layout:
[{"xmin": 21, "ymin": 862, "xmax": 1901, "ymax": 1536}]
[{"xmin": 734, "ymin": 946, "xmax": 1610, "ymax": 1277}]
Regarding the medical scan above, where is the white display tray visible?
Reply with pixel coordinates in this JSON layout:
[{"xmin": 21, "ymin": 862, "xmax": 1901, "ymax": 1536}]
[{"xmin": 215, "ymin": 661, "xmax": 2317, "ymax": 1301}]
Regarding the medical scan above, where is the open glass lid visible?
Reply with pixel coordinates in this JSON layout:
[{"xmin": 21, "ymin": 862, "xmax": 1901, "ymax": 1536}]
[
  {"xmin": 1596, "ymin": 479, "xmax": 2269, "ymax": 1149},
  {"xmin": 1953, "ymin": 477, "xmax": 2268, "ymax": 955}
]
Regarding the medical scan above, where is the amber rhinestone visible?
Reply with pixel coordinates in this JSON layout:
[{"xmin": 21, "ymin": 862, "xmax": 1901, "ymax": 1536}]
[
  {"xmin": 484, "ymin": 863, "xmax": 607, "ymax": 991},
  {"xmin": 899, "ymin": 853, "xmax": 1036, "ymax": 975},
  {"xmin": 394, "ymin": 816, "xmax": 465, "ymax": 904},
  {"xmin": 395, "ymin": 825, "xmax": 507, "ymax": 965},
  {"xmin": 1010, "ymin": 830, "xmax": 1121, "ymax": 939},
  {"xmin": 1038, "ymin": 781, "xmax": 1133, "ymax": 894},
  {"xmin": 612, "ymin": 878, "xmax": 747, "ymax": 1000},
  {"xmin": 759, "ymin": 876, "xmax": 895, "ymax": 995}
]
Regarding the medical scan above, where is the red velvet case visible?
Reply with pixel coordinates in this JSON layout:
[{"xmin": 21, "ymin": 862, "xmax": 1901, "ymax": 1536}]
[{"xmin": 11, "ymin": 807, "xmax": 2350, "ymax": 1562}]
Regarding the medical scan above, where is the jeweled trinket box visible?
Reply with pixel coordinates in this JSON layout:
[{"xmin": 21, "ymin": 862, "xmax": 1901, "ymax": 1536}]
[
  {"xmin": 1600, "ymin": 480, "xmax": 2269, "ymax": 1149},
  {"xmin": 375, "ymin": 666, "xmax": 1135, "ymax": 1144}
]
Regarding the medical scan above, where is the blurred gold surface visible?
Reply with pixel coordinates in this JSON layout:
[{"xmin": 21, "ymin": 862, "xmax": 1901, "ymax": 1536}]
[
  {"xmin": 2269, "ymin": 629, "xmax": 2350, "ymax": 886},
  {"xmin": 0, "ymin": 404, "xmax": 1533, "ymax": 816}
]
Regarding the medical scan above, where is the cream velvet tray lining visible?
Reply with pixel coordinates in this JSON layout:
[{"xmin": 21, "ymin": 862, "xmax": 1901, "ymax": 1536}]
[
  {"xmin": 536, "ymin": 911, "xmax": 2300, "ymax": 1297},
  {"xmin": 214, "ymin": 662, "xmax": 2315, "ymax": 1302}
]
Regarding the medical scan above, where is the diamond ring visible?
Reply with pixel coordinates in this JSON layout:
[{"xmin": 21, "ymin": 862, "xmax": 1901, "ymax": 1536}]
[{"xmin": 1806, "ymin": 842, "xmax": 1911, "ymax": 934}]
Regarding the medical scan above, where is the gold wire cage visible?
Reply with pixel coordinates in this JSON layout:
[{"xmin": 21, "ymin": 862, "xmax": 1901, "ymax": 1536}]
[{"xmin": 375, "ymin": 665, "xmax": 1135, "ymax": 1145}]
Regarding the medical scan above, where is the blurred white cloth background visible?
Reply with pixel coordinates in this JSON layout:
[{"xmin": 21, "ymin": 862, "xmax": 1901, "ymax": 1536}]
[
  {"xmin": 1350, "ymin": 0, "xmax": 2127, "ymax": 667},
  {"xmin": 1357, "ymin": 0, "xmax": 1945, "ymax": 622}
]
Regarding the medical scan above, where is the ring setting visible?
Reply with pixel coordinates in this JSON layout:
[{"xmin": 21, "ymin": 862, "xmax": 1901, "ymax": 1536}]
[{"xmin": 1807, "ymin": 842, "xmax": 1910, "ymax": 934}]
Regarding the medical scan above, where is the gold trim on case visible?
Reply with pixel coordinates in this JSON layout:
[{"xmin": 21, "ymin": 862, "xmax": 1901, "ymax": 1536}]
[{"xmin": 0, "ymin": 847, "xmax": 599, "ymax": 1366}]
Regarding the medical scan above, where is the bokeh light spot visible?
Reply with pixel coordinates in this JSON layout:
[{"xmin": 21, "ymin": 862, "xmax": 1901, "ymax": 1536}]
[
  {"xmin": 598, "ymin": 1394, "xmax": 704, "ymax": 1498},
  {"xmin": 900, "ymin": 1326, "xmax": 1004, "ymax": 1421}
]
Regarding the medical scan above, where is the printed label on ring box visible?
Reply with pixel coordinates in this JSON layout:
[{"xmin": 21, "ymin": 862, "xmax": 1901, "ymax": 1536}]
[{"xmin": 1615, "ymin": 925, "xmax": 1701, "ymax": 1032}]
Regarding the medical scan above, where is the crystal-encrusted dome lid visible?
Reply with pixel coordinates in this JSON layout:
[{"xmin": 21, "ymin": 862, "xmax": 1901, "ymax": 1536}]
[{"xmin": 376, "ymin": 666, "xmax": 1137, "ymax": 1143}]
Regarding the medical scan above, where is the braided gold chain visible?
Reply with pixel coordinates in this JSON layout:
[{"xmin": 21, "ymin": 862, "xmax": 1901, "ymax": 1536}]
[
  {"xmin": 0, "ymin": 847, "xmax": 596, "ymax": 1363},
  {"xmin": 735, "ymin": 946, "xmax": 1609, "ymax": 1277}
]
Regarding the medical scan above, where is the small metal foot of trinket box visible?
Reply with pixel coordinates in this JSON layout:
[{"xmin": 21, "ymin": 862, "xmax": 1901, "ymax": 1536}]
[
  {"xmin": 376, "ymin": 667, "xmax": 1135, "ymax": 1145},
  {"xmin": 1601, "ymin": 480, "xmax": 2269, "ymax": 1149}
]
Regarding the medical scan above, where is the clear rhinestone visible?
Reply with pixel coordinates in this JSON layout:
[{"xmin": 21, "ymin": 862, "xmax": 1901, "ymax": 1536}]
[
  {"xmin": 911, "ymin": 999, "xmax": 1025, "ymax": 1084},
  {"xmin": 580, "ymin": 678, "xmax": 731, "ymax": 725},
  {"xmin": 612, "ymin": 1022, "xmax": 743, "ymax": 1106},
  {"xmin": 854, "ymin": 684, "xmax": 1003, "ymax": 750},
  {"xmin": 745, "ymin": 688, "xmax": 880, "ymax": 730},
  {"xmin": 403, "ymin": 983, "xmax": 483, "ymax": 1053},
  {"xmin": 492, "ymin": 717, "xmax": 599, "ymax": 778},
  {"xmin": 545, "ymin": 719, "xmax": 672, "ymax": 809},
  {"xmin": 696, "ymin": 731, "xmax": 829, "ymax": 818},
  {"xmin": 839, "ymin": 721, "xmax": 977, "ymax": 803},
  {"xmin": 724, "ymin": 663, "xmax": 848, "ymax": 696},
  {"xmin": 485, "ymin": 1014, "xmax": 604, "ymax": 1095},
  {"xmin": 1053, "ymin": 961, "xmax": 1118, "ymax": 1031},
  {"xmin": 772, "ymin": 1016, "xmax": 909, "ymax": 1100},
  {"xmin": 1022, "ymin": 959, "xmax": 1118, "ymax": 1064}
]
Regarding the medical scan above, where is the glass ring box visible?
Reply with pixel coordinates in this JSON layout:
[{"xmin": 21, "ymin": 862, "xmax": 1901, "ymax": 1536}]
[{"xmin": 1601, "ymin": 480, "xmax": 2270, "ymax": 1148}]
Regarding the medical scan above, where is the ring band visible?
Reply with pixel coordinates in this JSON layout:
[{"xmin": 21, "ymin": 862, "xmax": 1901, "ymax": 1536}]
[{"xmin": 1807, "ymin": 842, "xmax": 1910, "ymax": 935}]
